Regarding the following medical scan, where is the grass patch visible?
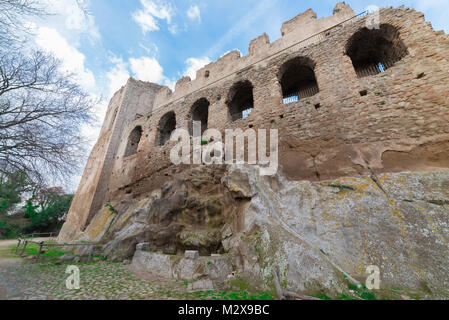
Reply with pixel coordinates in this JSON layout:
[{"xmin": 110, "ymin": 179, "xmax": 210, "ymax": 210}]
[
  {"xmin": 8, "ymin": 243, "xmax": 66, "ymax": 259},
  {"xmin": 314, "ymin": 282, "xmax": 377, "ymax": 301},
  {"xmin": 229, "ymin": 278, "xmax": 250, "ymax": 292},
  {"xmin": 348, "ymin": 282, "xmax": 377, "ymax": 300},
  {"xmin": 105, "ymin": 203, "xmax": 118, "ymax": 214},
  {"xmin": 336, "ymin": 294, "xmax": 358, "ymax": 300},
  {"xmin": 0, "ymin": 244, "xmax": 18, "ymax": 258},
  {"xmin": 314, "ymin": 293, "xmax": 332, "ymax": 300}
]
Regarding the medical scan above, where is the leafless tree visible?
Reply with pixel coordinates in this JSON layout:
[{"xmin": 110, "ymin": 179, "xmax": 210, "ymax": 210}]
[
  {"xmin": 0, "ymin": 50, "xmax": 95, "ymax": 183},
  {"xmin": 0, "ymin": 0, "xmax": 45, "ymax": 47},
  {"xmin": 0, "ymin": 0, "xmax": 96, "ymax": 186}
]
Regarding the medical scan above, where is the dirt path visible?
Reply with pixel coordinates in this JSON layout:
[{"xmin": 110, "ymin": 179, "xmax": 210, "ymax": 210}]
[
  {"xmin": 0, "ymin": 238, "xmax": 53, "ymax": 299},
  {"xmin": 0, "ymin": 240, "xmax": 22, "ymax": 267},
  {"xmin": 0, "ymin": 239, "xmax": 270, "ymax": 300},
  {"xmin": 0, "ymin": 238, "xmax": 54, "ymax": 268},
  {"xmin": 0, "ymin": 239, "xmax": 22, "ymax": 299}
]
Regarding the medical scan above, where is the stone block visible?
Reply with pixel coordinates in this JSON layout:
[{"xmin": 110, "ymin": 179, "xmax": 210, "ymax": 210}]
[
  {"xmin": 131, "ymin": 251, "xmax": 173, "ymax": 278},
  {"xmin": 187, "ymin": 280, "xmax": 214, "ymax": 292},
  {"xmin": 184, "ymin": 250, "xmax": 199, "ymax": 260},
  {"xmin": 136, "ymin": 242, "xmax": 150, "ymax": 251}
]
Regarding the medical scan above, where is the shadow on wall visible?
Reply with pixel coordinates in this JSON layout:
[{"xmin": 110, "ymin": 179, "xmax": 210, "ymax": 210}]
[
  {"xmin": 157, "ymin": 111, "xmax": 177, "ymax": 146},
  {"xmin": 124, "ymin": 126, "xmax": 143, "ymax": 157},
  {"xmin": 346, "ymin": 23, "xmax": 408, "ymax": 78}
]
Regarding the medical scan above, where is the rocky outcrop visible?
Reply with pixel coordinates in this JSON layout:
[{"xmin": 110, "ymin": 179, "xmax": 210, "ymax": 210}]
[
  {"xmin": 70, "ymin": 164, "xmax": 449, "ymax": 299},
  {"xmin": 221, "ymin": 166, "xmax": 449, "ymax": 297},
  {"xmin": 74, "ymin": 166, "xmax": 227, "ymax": 260}
]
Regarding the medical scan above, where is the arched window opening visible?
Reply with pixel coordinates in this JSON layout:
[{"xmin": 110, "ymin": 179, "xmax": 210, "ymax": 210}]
[
  {"xmin": 158, "ymin": 111, "xmax": 176, "ymax": 146},
  {"xmin": 189, "ymin": 98, "xmax": 210, "ymax": 136},
  {"xmin": 346, "ymin": 24, "xmax": 408, "ymax": 78},
  {"xmin": 279, "ymin": 57, "xmax": 319, "ymax": 104},
  {"xmin": 124, "ymin": 126, "xmax": 142, "ymax": 157},
  {"xmin": 227, "ymin": 81, "xmax": 254, "ymax": 121}
]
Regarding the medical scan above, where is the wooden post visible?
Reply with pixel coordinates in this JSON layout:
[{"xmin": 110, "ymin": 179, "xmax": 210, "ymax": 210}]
[
  {"xmin": 20, "ymin": 240, "xmax": 28, "ymax": 256},
  {"xmin": 15, "ymin": 239, "xmax": 21, "ymax": 254},
  {"xmin": 36, "ymin": 242, "xmax": 44, "ymax": 263}
]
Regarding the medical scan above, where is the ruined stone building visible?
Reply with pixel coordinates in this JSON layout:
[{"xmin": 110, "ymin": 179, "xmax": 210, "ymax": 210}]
[{"xmin": 59, "ymin": 3, "xmax": 449, "ymax": 298}]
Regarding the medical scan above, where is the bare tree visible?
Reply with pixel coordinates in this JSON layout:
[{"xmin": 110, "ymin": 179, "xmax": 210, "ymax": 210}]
[
  {"xmin": 0, "ymin": 0, "xmax": 45, "ymax": 47},
  {"xmin": 0, "ymin": 0, "xmax": 96, "ymax": 186},
  {"xmin": 0, "ymin": 50, "xmax": 95, "ymax": 183}
]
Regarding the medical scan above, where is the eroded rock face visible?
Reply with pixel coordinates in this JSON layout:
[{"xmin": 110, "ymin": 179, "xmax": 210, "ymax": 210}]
[
  {"xmin": 72, "ymin": 164, "xmax": 449, "ymax": 298},
  {"xmin": 221, "ymin": 165, "xmax": 449, "ymax": 297},
  {"xmin": 76, "ymin": 166, "xmax": 227, "ymax": 260}
]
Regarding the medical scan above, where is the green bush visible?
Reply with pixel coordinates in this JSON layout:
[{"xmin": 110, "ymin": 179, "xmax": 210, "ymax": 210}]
[
  {"xmin": 0, "ymin": 182, "xmax": 73, "ymax": 238},
  {"xmin": 23, "ymin": 191, "xmax": 73, "ymax": 233}
]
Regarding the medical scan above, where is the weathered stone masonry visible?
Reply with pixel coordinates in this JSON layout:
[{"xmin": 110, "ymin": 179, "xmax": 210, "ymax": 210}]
[{"xmin": 60, "ymin": 3, "xmax": 449, "ymax": 247}]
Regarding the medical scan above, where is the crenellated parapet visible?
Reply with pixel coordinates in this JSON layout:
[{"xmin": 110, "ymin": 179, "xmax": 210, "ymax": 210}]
[{"xmin": 151, "ymin": 2, "xmax": 356, "ymax": 111}]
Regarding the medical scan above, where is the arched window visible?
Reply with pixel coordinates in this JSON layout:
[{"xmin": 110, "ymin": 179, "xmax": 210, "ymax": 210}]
[
  {"xmin": 279, "ymin": 56, "xmax": 319, "ymax": 104},
  {"xmin": 189, "ymin": 98, "xmax": 210, "ymax": 136},
  {"xmin": 124, "ymin": 126, "xmax": 142, "ymax": 157},
  {"xmin": 157, "ymin": 111, "xmax": 176, "ymax": 146},
  {"xmin": 227, "ymin": 81, "xmax": 254, "ymax": 121},
  {"xmin": 346, "ymin": 24, "xmax": 408, "ymax": 78}
]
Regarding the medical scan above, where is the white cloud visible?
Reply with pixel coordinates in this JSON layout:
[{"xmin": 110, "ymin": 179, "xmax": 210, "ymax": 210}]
[
  {"xmin": 130, "ymin": 56, "xmax": 165, "ymax": 83},
  {"xmin": 130, "ymin": 56, "xmax": 176, "ymax": 90},
  {"xmin": 106, "ymin": 55, "xmax": 177, "ymax": 98},
  {"xmin": 28, "ymin": 2, "xmax": 102, "ymax": 191},
  {"xmin": 139, "ymin": 42, "xmax": 159, "ymax": 55},
  {"xmin": 183, "ymin": 57, "xmax": 211, "ymax": 80},
  {"xmin": 106, "ymin": 57, "xmax": 131, "ymax": 99},
  {"xmin": 168, "ymin": 23, "xmax": 180, "ymax": 35},
  {"xmin": 187, "ymin": 5, "xmax": 201, "ymax": 22},
  {"xmin": 133, "ymin": 0, "xmax": 174, "ymax": 34},
  {"xmin": 163, "ymin": 78, "xmax": 176, "ymax": 91},
  {"xmin": 80, "ymin": 96, "xmax": 107, "ymax": 140},
  {"xmin": 413, "ymin": 0, "xmax": 449, "ymax": 32},
  {"xmin": 35, "ymin": 27, "xmax": 96, "ymax": 90},
  {"xmin": 38, "ymin": 0, "xmax": 100, "ymax": 43},
  {"xmin": 133, "ymin": 10, "xmax": 158, "ymax": 33},
  {"xmin": 31, "ymin": 1, "xmax": 100, "ymax": 92}
]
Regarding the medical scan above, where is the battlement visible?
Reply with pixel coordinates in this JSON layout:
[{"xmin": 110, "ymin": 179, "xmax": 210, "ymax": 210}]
[{"xmin": 152, "ymin": 2, "xmax": 356, "ymax": 111}]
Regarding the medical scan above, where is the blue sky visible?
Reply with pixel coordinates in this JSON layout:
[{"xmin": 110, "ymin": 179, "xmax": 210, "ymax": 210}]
[
  {"xmin": 85, "ymin": 0, "xmax": 449, "ymax": 100},
  {"xmin": 28, "ymin": 0, "xmax": 448, "ymax": 188},
  {"xmin": 34, "ymin": 1, "xmax": 449, "ymax": 102}
]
